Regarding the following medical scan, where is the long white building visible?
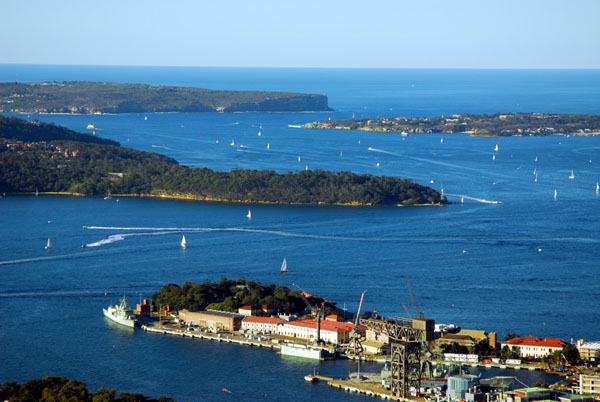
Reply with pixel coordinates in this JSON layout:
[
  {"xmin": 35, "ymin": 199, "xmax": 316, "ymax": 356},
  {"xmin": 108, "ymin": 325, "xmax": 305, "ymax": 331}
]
[{"xmin": 278, "ymin": 318, "xmax": 361, "ymax": 344}]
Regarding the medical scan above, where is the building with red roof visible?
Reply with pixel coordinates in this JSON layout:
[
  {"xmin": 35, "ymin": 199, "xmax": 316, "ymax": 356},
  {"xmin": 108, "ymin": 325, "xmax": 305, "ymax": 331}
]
[
  {"xmin": 241, "ymin": 316, "xmax": 283, "ymax": 334},
  {"xmin": 278, "ymin": 319, "xmax": 364, "ymax": 344},
  {"xmin": 501, "ymin": 336, "xmax": 566, "ymax": 358}
]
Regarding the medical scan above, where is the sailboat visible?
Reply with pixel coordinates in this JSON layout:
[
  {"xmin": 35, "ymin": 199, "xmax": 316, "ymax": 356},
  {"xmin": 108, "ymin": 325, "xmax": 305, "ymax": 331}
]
[
  {"xmin": 246, "ymin": 210, "xmax": 252, "ymax": 219},
  {"xmin": 266, "ymin": 143, "xmax": 270, "ymax": 150},
  {"xmin": 535, "ymin": 156, "xmax": 538, "ymax": 162},
  {"xmin": 258, "ymin": 130, "xmax": 262, "ymax": 137},
  {"xmin": 181, "ymin": 235, "xmax": 187, "ymax": 249},
  {"xmin": 45, "ymin": 238, "xmax": 51, "ymax": 250},
  {"xmin": 460, "ymin": 196, "xmax": 464, "ymax": 205},
  {"xmin": 305, "ymin": 165, "xmax": 308, "ymax": 171},
  {"xmin": 340, "ymin": 151, "xmax": 343, "ymax": 157},
  {"xmin": 280, "ymin": 257, "xmax": 287, "ymax": 273},
  {"xmin": 230, "ymin": 139, "xmax": 235, "ymax": 146},
  {"xmin": 534, "ymin": 173, "xmax": 538, "ymax": 183},
  {"xmin": 298, "ymin": 156, "xmax": 301, "ymax": 162},
  {"xmin": 596, "ymin": 182, "xmax": 599, "ymax": 194},
  {"xmin": 440, "ymin": 138, "xmax": 444, "ymax": 144},
  {"xmin": 492, "ymin": 154, "xmax": 495, "ymax": 161},
  {"xmin": 104, "ymin": 191, "xmax": 112, "ymax": 200},
  {"xmin": 569, "ymin": 169, "xmax": 575, "ymax": 180},
  {"xmin": 494, "ymin": 144, "xmax": 499, "ymax": 152},
  {"xmin": 554, "ymin": 189, "xmax": 557, "ymax": 199},
  {"xmin": 533, "ymin": 168, "xmax": 537, "ymax": 175}
]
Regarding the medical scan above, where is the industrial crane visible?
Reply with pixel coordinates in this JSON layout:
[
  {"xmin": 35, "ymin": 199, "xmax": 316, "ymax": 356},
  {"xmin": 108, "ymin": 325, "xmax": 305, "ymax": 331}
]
[
  {"xmin": 347, "ymin": 289, "xmax": 368, "ymax": 357},
  {"xmin": 292, "ymin": 283, "xmax": 325, "ymax": 345},
  {"xmin": 406, "ymin": 277, "xmax": 424, "ymax": 318}
]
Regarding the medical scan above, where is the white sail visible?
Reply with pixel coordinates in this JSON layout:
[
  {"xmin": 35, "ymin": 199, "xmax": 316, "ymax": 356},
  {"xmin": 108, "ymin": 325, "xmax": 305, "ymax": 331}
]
[
  {"xmin": 554, "ymin": 189, "xmax": 557, "ymax": 199},
  {"xmin": 258, "ymin": 130, "xmax": 262, "ymax": 137},
  {"xmin": 440, "ymin": 138, "xmax": 444, "ymax": 144},
  {"xmin": 494, "ymin": 144, "xmax": 499, "ymax": 152},
  {"xmin": 181, "ymin": 235, "xmax": 187, "ymax": 248},
  {"xmin": 230, "ymin": 139, "xmax": 235, "ymax": 146},
  {"xmin": 534, "ymin": 156, "xmax": 538, "ymax": 162},
  {"xmin": 460, "ymin": 196, "xmax": 464, "ymax": 205},
  {"xmin": 492, "ymin": 154, "xmax": 495, "ymax": 161},
  {"xmin": 45, "ymin": 238, "xmax": 51, "ymax": 250},
  {"xmin": 305, "ymin": 165, "xmax": 308, "ymax": 171},
  {"xmin": 246, "ymin": 210, "xmax": 252, "ymax": 219},
  {"xmin": 280, "ymin": 257, "xmax": 287, "ymax": 272},
  {"xmin": 534, "ymin": 173, "xmax": 538, "ymax": 183},
  {"xmin": 266, "ymin": 143, "xmax": 270, "ymax": 150},
  {"xmin": 596, "ymin": 182, "xmax": 599, "ymax": 194},
  {"xmin": 569, "ymin": 169, "xmax": 574, "ymax": 179},
  {"xmin": 298, "ymin": 156, "xmax": 301, "ymax": 162}
]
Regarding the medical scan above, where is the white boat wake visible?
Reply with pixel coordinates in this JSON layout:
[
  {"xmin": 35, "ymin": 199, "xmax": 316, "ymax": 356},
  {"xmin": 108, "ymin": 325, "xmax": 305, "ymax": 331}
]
[{"xmin": 444, "ymin": 193, "xmax": 502, "ymax": 204}]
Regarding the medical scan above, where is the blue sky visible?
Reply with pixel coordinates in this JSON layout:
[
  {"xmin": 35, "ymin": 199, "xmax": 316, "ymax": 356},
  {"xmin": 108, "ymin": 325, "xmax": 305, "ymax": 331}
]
[{"xmin": 2, "ymin": 0, "xmax": 599, "ymax": 69}]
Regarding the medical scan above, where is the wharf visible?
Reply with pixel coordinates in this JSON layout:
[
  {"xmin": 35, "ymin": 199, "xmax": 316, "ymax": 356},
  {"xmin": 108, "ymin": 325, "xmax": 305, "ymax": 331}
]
[
  {"xmin": 140, "ymin": 325, "xmax": 278, "ymax": 350},
  {"xmin": 433, "ymin": 359, "xmax": 542, "ymax": 371},
  {"xmin": 325, "ymin": 378, "xmax": 426, "ymax": 402}
]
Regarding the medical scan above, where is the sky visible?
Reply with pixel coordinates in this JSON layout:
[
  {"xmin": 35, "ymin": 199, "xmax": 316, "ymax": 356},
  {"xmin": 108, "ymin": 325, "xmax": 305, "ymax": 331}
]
[{"xmin": 1, "ymin": 0, "xmax": 599, "ymax": 69}]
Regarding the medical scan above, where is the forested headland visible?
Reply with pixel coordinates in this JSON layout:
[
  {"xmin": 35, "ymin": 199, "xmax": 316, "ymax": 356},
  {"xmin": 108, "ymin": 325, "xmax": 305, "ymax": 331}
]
[
  {"xmin": 0, "ymin": 81, "xmax": 332, "ymax": 113},
  {"xmin": 0, "ymin": 376, "xmax": 172, "ymax": 402},
  {"xmin": 303, "ymin": 112, "xmax": 600, "ymax": 137},
  {"xmin": 0, "ymin": 116, "xmax": 446, "ymax": 206},
  {"xmin": 151, "ymin": 277, "xmax": 334, "ymax": 316}
]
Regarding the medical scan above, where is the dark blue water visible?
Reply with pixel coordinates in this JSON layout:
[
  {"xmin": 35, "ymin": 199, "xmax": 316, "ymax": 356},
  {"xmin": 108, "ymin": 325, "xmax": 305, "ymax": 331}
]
[{"xmin": 1, "ymin": 65, "xmax": 599, "ymax": 401}]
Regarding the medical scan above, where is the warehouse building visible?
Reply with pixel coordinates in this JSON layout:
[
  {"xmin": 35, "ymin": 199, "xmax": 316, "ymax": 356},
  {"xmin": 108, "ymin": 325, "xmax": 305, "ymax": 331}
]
[
  {"xmin": 278, "ymin": 319, "xmax": 362, "ymax": 344},
  {"xmin": 179, "ymin": 309, "xmax": 244, "ymax": 331}
]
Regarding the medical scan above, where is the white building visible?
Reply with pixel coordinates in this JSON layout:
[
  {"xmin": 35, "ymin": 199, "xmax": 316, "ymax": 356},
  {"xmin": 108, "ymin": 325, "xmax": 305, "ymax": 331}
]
[
  {"xmin": 241, "ymin": 316, "xmax": 282, "ymax": 334},
  {"xmin": 278, "ymin": 318, "xmax": 361, "ymax": 344},
  {"xmin": 501, "ymin": 336, "xmax": 566, "ymax": 358}
]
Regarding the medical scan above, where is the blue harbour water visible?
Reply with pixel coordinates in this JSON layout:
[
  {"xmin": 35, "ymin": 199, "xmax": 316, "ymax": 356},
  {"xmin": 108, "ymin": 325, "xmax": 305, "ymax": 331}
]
[{"xmin": 1, "ymin": 65, "xmax": 600, "ymax": 401}]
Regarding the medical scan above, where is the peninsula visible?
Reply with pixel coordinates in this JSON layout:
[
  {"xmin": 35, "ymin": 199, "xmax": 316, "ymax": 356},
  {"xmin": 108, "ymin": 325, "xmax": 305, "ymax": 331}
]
[
  {"xmin": 0, "ymin": 116, "xmax": 446, "ymax": 206},
  {"xmin": 303, "ymin": 112, "xmax": 600, "ymax": 137},
  {"xmin": 0, "ymin": 81, "xmax": 332, "ymax": 113}
]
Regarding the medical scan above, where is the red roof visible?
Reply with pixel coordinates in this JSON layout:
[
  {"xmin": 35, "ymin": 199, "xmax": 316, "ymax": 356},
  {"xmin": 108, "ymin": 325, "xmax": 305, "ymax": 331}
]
[
  {"xmin": 283, "ymin": 319, "xmax": 363, "ymax": 333},
  {"xmin": 242, "ymin": 316, "xmax": 282, "ymax": 324},
  {"xmin": 503, "ymin": 336, "xmax": 566, "ymax": 348}
]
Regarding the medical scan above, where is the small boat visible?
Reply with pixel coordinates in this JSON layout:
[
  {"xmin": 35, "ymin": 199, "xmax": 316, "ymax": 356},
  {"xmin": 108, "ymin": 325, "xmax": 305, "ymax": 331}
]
[
  {"xmin": 494, "ymin": 144, "xmax": 499, "ymax": 152},
  {"xmin": 230, "ymin": 140, "xmax": 235, "ymax": 146},
  {"xmin": 440, "ymin": 138, "xmax": 444, "ymax": 144},
  {"xmin": 246, "ymin": 210, "xmax": 252, "ymax": 219},
  {"xmin": 144, "ymin": 116, "xmax": 148, "ymax": 121},
  {"xmin": 35, "ymin": 187, "xmax": 39, "ymax": 196},
  {"xmin": 340, "ymin": 151, "xmax": 343, "ymax": 157},
  {"xmin": 305, "ymin": 165, "xmax": 309, "ymax": 171},
  {"xmin": 534, "ymin": 156, "xmax": 538, "ymax": 162},
  {"xmin": 215, "ymin": 140, "xmax": 219, "ymax": 144},
  {"xmin": 86, "ymin": 124, "xmax": 95, "ymax": 130},
  {"xmin": 554, "ymin": 189, "xmax": 557, "ymax": 199},
  {"xmin": 104, "ymin": 191, "xmax": 112, "ymax": 200},
  {"xmin": 239, "ymin": 144, "xmax": 247, "ymax": 148},
  {"xmin": 258, "ymin": 130, "xmax": 262, "ymax": 137},
  {"xmin": 298, "ymin": 156, "xmax": 301, "ymax": 162},
  {"xmin": 352, "ymin": 113, "xmax": 356, "ymax": 118},
  {"xmin": 44, "ymin": 238, "xmax": 51, "ymax": 250},
  {"xmin": 534, "ymin": 173, "xmax": 538, "ymax": 183},
  {"xmin": 81, "ymin": 244, "xmax": 87, "ymax": 248},
  {"xmin": 181, "ymin": 235, "xmax": 187, "ymax": 249},
  {"xmin": 569, "ymin": 169, "xmax": 574, "ymax": 180},
  {"xmin": 266, "ymin": 143, "xmax": 270, "ymax": 150},
  {"xmin": 533, "ymin": 168, "xmax": 536, "ymax": 175},
  {"xmin": 376, "ymin": 162, "xmax": 380, "ymax": 167},
  {"xmin": 596, "ymin": 182, "xmax": 599, "ymax": 194},
  {"xmin": 492, "ymin": 154, "xmax": 495, "ymax": 161},
  {"xmin": 460, "ymin": 196, "xmax": 464, "ymax": 205},
  {"xmin": 103, "ymin": 295, "xmax": 136, "ymax": 328},
  {"xmin": 280, "ymin": 257, "xmax": 287, "ymax": 273}
]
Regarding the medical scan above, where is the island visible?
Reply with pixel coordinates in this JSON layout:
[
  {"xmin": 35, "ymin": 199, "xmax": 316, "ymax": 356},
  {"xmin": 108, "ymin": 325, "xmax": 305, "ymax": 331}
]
[
  {"xmin": 0, "ymin": 376, "xmax": 173, "ymax": 401},
  {"xmin": 0, "ymin": 115, "xmax": 446, "ymax": 206},
  {"xmin": 152, "ymin": 277, "xmax": 337, "ymax": 317},
  {"xmin": 303, "ymin": 112, "xmax": 600, "ymax": 137},
  {"xmin": 0, "ymin": 81, "xmax": 332, "ymax": 114}
]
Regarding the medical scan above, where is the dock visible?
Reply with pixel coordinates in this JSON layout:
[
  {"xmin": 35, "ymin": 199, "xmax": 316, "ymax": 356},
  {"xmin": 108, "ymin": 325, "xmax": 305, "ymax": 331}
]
[{"xmin": 140, "ymin": 325, "xmax": 278, "ymax": 350}]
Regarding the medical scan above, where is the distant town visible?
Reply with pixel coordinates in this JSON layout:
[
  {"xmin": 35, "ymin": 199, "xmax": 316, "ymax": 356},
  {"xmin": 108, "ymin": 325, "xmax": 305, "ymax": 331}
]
[
  {"xmin": 303, "ymin": 113, "xmax": 600, "ymax": 137},
  {"xmin": 113, "ymin": 278, "xmax": 600, "ymax": 402}
]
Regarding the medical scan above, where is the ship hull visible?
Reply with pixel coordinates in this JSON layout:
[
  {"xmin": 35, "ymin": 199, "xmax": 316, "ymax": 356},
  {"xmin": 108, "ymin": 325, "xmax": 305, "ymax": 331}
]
[{"xmin": 103, "ymin": 307, "xmax": 135, "ymax": 328}]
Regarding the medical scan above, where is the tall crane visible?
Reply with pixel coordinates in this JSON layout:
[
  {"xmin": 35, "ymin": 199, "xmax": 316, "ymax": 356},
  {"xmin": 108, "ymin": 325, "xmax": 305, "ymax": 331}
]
[
  {"xmin": 292, "ymin": 283, "xmax": 324, "ymax": 345},
  {"xmin": 406, "ymin": 277, "xmax": 424, "ymax": 318},
  {"xmin": 347, "ymin": 289, "xmax": 368, "ymax": 356}
]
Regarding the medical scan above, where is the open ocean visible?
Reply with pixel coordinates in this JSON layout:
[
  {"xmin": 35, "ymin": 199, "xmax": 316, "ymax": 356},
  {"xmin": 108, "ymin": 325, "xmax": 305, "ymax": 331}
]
[{"xmin": 1, "ymin": 65, "xmax": 599, "ymax": 401}]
